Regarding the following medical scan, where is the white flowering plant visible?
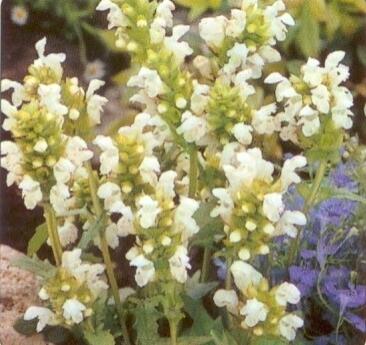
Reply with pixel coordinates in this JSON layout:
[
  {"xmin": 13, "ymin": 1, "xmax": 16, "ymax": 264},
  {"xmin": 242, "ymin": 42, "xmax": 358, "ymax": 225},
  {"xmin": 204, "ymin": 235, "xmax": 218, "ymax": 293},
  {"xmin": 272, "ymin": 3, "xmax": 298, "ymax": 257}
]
[{"xmin": 2, "ymin": 1, "xmax": 366, "ymax": 345}]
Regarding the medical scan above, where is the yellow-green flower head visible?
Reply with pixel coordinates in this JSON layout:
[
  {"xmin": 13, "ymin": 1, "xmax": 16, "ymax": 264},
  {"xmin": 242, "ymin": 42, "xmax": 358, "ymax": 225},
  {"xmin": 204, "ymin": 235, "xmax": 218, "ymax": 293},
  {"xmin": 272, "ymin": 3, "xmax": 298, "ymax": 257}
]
[
  {"xmin": 24, "ymin": 249, "xmax": 108, "ymax": 330},
  {"xmin": 94, "ymin": 112, "xmax": 160, "ymax": 202},
  {"xmin": 265, "ymin": 51, "xmax": 352, "ymax": 161},
  {"xmin": 198, "ymin": 0, "xmax": 293, "ymax": 77},
  {"xmin": 24, "ymin": 38, "xmax": 66, "ymax": 98},
  {"xmin": 211, "ymin": 148, "xmax": 306, "ymax": 260},
  {"xmin": 118, "ymin": 170, "xmax": 200, "ymax": 287},
  {"xmin": 213, "ymin": 261, "xmax": 303, "ymax": 341}
]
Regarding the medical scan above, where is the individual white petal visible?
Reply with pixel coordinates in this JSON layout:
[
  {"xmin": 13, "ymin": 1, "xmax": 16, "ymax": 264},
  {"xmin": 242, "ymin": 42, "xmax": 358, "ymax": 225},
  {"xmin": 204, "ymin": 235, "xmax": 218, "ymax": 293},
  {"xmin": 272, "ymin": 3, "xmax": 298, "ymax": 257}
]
[
  {"xmin": 263, "ymin": 193, "xmax": 284, "ymax": 222},
  {"xmin": 62, "ymin": 299, "xmax": 86, "ymax": 324},
  {"xmin": 278, "ymin": 314, "xmax": 304, "ymax": 341},
  {"xmin": 240, "ymin": 298, "xmax": 268, "ymax": 327},
  {"xmin": 230, "ymin": 261, "xmax": 263, "ymax": 291},
  {"xmin": 275, "ymin": 282, "xmax": 301, "ymax": 306},
  {"xmin": 213, "ymin": 289, "xmax": 239, "ymax": 314}
]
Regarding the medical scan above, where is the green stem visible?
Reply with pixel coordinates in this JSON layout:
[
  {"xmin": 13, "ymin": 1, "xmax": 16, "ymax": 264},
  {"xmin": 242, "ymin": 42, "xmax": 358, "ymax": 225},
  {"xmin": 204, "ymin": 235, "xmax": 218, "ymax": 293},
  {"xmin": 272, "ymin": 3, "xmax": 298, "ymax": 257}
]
[
  {"xmin": 287, "ymin": 160, "xmax": 327, "ymax": 266},
  {"xmin": 188, "ymin": 147, "xmax": 198, "ymax": 198},
  {"xmin": 224, "ymin": 258, "xmax": 233, "ymax": 329},
  {"xmin": 85, "ymin": 162, "xmax": 131, "ymax": 345},
  {"xmin": 44, "ymin": 204, "xmax": 63, "ymax": 266},
  {"xmin": 169, "ymin": 319, "xmax": 178, "ymax": 345},
  {"xmin": 200, "ymin": 248, "xmax": 211, "ymax": 283}
]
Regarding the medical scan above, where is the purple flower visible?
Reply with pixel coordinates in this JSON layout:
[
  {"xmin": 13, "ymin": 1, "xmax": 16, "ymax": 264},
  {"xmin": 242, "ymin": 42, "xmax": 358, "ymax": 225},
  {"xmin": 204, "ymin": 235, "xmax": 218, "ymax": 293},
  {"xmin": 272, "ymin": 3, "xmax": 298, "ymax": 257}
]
[
  {"xmin": 345, "ymin": 312, "xmax": 366, "ymax": 333},
  {"xmin": 213, "ymin": 258, "xmax": 227, "ymax": 281},
  {"xmin": 289, "ymin": 265, "xmax": 318, "ymax": 297},
  {"xmin": 329, "ymin": 163, "xmax": 358, "ymax": 192}
]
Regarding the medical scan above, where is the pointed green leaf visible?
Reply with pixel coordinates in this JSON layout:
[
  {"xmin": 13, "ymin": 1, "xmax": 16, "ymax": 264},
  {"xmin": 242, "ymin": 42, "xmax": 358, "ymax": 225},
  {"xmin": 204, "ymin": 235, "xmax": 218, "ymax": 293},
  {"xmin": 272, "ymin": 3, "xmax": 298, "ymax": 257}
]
[
  {"xmin": 11, "ymin": 255, "xmax": 56, "ymax": 280},
  {"xmin": 27, "ymin": 222, "xmax": 48, "ymax": 256},
  {"xmin": 78, "ymin": 216, "xmax": 105, "ymax": 249},
  {"xmin": 84, "ymin": 329, "xmax": 115, "ymax": 345}
]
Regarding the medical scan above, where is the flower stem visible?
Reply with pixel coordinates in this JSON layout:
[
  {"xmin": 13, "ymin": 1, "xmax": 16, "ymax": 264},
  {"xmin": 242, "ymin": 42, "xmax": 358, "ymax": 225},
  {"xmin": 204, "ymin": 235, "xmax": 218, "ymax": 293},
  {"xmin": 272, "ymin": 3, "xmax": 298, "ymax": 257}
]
[
  {"xmin": 44, "ymin": 203, "xmax": 63, "ymax": 266},
  {"xmin": 169, "ymin": 319, "xmax": 178, "ymax": 345},
  {"xmin": 188, "ymin": 147, "xmax": 198, "ymax": 199},
  {"xmin": 224, "ymin": 257, "xmax": 233, "ymax": 329},
  {"xmin": 287, "ymin": 160, "xmax": 327, "ymax": 266},
  {"xmin": 200, "ymin": 248, "xmax": 211, "ymax": 283},
  {"xmin": 85, "ymin": 162, "xmax": 131, "ymax": 345}
]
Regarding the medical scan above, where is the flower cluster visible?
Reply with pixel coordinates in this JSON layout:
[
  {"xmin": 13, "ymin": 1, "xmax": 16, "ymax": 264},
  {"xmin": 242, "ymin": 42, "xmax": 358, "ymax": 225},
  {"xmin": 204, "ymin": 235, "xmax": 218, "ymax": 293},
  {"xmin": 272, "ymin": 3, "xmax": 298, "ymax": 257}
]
[
  {"xmin": 214, "ymin": 261, "xmax": 303, "ymax": 341},
  {"xmin": 2, "ymin": 0, "xmax": 363, "ymax": 344},
  {"xmin": 211, "ymin": 148, "xmax": 306, "ymax": 260},
  {"xmin": 24, "ymin": 249, "xmax": 108, "ymax": 331}
]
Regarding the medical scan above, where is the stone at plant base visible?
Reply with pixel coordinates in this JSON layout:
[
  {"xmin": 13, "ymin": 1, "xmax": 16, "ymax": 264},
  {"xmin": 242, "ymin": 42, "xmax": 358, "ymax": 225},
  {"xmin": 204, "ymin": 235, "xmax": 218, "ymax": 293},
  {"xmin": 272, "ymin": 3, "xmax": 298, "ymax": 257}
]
[{"xmin": 0, "ymin": 245, "xmax": 51, "ymax": 345}]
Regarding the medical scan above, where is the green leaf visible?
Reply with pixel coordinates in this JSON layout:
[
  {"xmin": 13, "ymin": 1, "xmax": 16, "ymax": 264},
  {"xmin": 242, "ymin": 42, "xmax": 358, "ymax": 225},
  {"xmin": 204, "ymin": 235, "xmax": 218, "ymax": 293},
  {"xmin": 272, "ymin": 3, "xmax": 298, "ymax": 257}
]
[
  {"xmin": 185, "ymin": 270, "xmax": 219, "ymax": 300},
  {"xmin": 210, "ymin": 329, "xmax": 239, "ymax": 345},
  {"xmin": 191, "ymin": 202, "xmax": 223, "ymax": 248},
  {"xmin": 13, "ymin": 317, "xmax": 38, "ymax": 336},
  {"xmin": 183, "ymin": 295, "xmax": 224, "ymax": 342},
  {"xmin": 84, "ymin": 329, "xmax": 115, "ymax": 345},
  {"xmin": 44, "ymin": 326, "xmax": 72, "ymax": 344},
  {"xmin": 357, "ymin": 45, "xmax": 366, "ymax": 67},
  {"xmin": 133, "ymin": 299, "xmax": 162, "ymax": 345},
  {"xmin": 11, "ymin": 255, "xmax": 56, "ymax": 280},
  {"xmin": 78, "ymin": 216, "xmax": 105, "ymax": 249},
  {"xmin": 297, "ymin": 2, "xmax": 320, "ymax": 57},
  {"xmin": 27, "ymin": 222, "xmax": 48, "ymax": 256},
  {"xmin": 250, "ymin": 335, "xmax": 288, "ymax": 345}
]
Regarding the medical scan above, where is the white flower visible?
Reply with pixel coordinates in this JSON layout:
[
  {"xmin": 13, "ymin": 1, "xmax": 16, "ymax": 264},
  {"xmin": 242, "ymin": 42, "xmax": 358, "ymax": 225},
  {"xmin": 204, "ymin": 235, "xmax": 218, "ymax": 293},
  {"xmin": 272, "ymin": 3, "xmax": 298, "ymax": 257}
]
[
  {"xmin": 33, "ymin": 138, "xmax": 48, "ymax": 153},
  {"xmin": 139, "ymin": 156, "xmax": 160, "ymax": 186},
  {"xmin": 24, "ymin": 306, "xmax": 56, "ymax": 332},
  {"xmin": 263, "ymin": 193, "xmax": 284, "ymax": 222},
  {"xmin": 93, "ymin": 135, "xmax": 119, "ymax": 175},
  {"xmin": 169, "ymin": 246, "xmax": 191, "ymax": 283},
  {"xmin": 213, "ymin": 289, "xmax": 239, "ymax": 314},
  {"xmin": 150, "ymin": 0, "xmax": 175, "ymax": 43},
  {"xmin": 136, "ymin": 195, "xmax": 161, "ymax": 228},
  {"xmin": 34, "ymin": 37, "xmax": 66, "ymax": 79},
  {"xmin": 58, "ymin": 221, "xmax": 78, "ymax": 247},
  {"xmin": 301, "ymin": 116, "xmax": 320, "ymax": 137},
  {"xmin": 11, "ymin": 5, "xmax": 29, "ymax": 25},
  {"xmin": 97, "ymin": 182, "xmax": 126, "ymax": 214},
  {"xmin": 301, "ymin": 58, "xmax": 322, "ymax": 87},
  {"xmin": 264, "ymin": 1, "xmax": 294, "ymax": 43},
  {"xmin": 311, "ymin": 84, "xmax": 330, "ymax": 114},
  {"xmin": 233, "ymin": 70, "xmax": 255, "ymax": 98},
  {"xmin": 96, "ymin": 0, "xmax": 128, "ymax": 29},
  {"xmin": 53, "ymin": 158, "xmax": 75, "ymax": 184},
  {"xmin": 275, "ymin": 211, "xmax": 306, "ymax": 238},
  {"xmin": 230, "ymin": 261, "xmax": 263, "ymax": 291},
  {"xmin": 164, "ymin": 25, "xmax": 193, "ymax": 64},
  {"xmin": 211, "ymin": 188, "xmax": 234, "ymax": 222},
  {"xmin": 177, "ymin": 111, "xmax": 208, "ymax": 144},
  {"xmin": 127, "ymin": 67, "xmax": 165, "ymax": 98},
  {"xmin": 1, "ymin": 79, "xmax": 25, "ymax": 107},
  {"xmin": 0, "ymin": 141, "xmax": 23, "ymax": 186},
  {"xmin": 50, "ymin": 183, "xmax": 71, "ymax": 215},
  {"xmin": 278, "ymin": 314, "xmax": 304, "ymax": 341},
  {"xmin": 174, "ymin": 197, "xmax": 200, "ymax": 241},
  {"xmin": 65, "ymin": 136, "xmax": 93, "ymax": 167},
  {"xmin": 191, "ymin": 81, "xmax": 210, "ymax": 115},
  {"xmin": 86, "ymin": 80, "xmax": 108, "ymax": 125},
  {"xmin": 117, "ymin": 206, "xmax": 135, "ymax": 237},
  {"xmin": 226, "ymin": 9, "xmax": 246, "ymax": 38},
  {"xmin": 156, "ymin": 170, "xmax": 177, "ymax": 199},
  {"xmin": 252, "ymin": 103, "xmax": 278, "ymax": 135},
  {"xmin": 83, "ymin": 60, "xmax": 106, "ymax": 82},
  {"xmin": 199, "ymin": 16, "xmax": 227, "ymax": 48},
  {"xmin": 130, "ymin": 254, "xmax": 156, "ymax": 287},
  {"xmin": 1, "ymin": 99, "xmax": 18, "ymax": 131},
  {"xmin": 240, "ymin": 298, "xmax": 269, "ymax": 327},
  {"xmin": 19, "ymin": 175, "xmax": 42, "ymax": 209},
  {"xmin": 275, "ymin": 282, "xmax": 301, "ymax": 306},
  {"xmin": 38, "ymin": 83, "xmax": 68, "ymax": 116},
  {"xmin": 62, "ymin": 299, "xmax": 86, "ymax": 324},
  {"xmin": 280, "ymin": 155, "xmax": 306, "ymax": 190},
  {"xmin": 223, "ymin": 43, "xmax": 249, "ymax": 75},
  {"xmin": 231, "ymin": 123, "xmax": 253, "ymax": 145},
  {"xmin": 332, "ymin": 108, "xmax": 353, "ymax": 130}
]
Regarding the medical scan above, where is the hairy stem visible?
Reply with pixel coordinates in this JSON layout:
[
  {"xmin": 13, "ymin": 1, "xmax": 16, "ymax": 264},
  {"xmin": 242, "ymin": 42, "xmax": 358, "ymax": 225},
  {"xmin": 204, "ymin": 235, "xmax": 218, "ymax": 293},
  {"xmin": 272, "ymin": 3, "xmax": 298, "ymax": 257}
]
[
  {"xmin": 44, "ymin": 203, "xmax": 63, "ymax": 266},
  {"xmin": 85, "ymin": 162, "xmax": 131, "ymax": 345},
  {"xmin": 188, "ymin": 147, "xmax": 198, "ymax": 199},
  {"xmin": 200, "ymin": 248, "xmax": 211, "ymax": 283},
  {"xmin": 169, "ymin": 319, "xmax": 178, "ymax": 345},
  {"xmin": 287, "ymin": 160, "xmax": 327, "ymax": 266}
]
